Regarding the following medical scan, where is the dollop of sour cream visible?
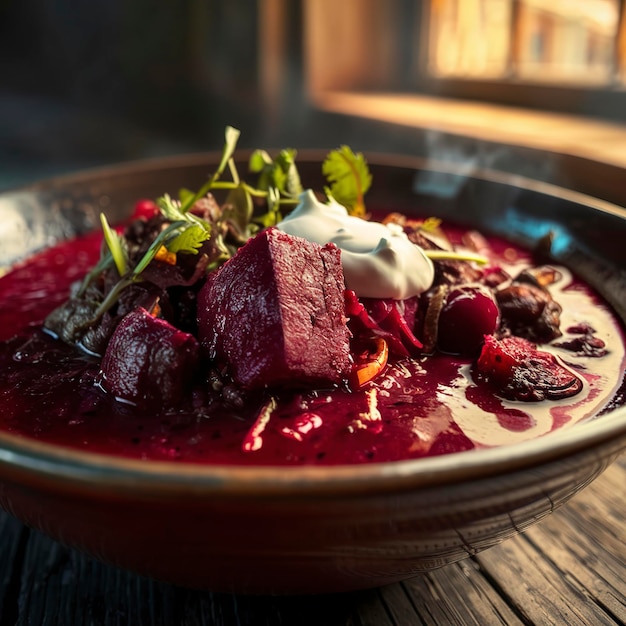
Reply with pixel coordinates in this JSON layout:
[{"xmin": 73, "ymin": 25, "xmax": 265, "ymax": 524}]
[{"xmin": 277, "ymin": 190, "xmax": 435, "ymax": 300}]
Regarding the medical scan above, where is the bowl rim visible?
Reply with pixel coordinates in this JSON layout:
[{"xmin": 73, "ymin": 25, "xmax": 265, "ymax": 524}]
[
  {"xmin": 1, "ymin": 152, "xmax": 625, "ymax": 498},
  {"xmin": 12, "ymin": 149, "xmax": 626, "ymax": 219},
  {"xmin": 0, "ymin": 408, "xmax": 624, "ymax": 497}
]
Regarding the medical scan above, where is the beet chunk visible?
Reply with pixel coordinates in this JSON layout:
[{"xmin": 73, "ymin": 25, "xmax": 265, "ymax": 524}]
[
  {"xmin": 197, "ymin": 228, "xmax": 351, "ymax": 390},
  {"xmin": 100, "ymin": 307, "xmax": 200, "ymax": 407},
  {"xmin": 474, "ymin": 335, "xmax": 583, "ymax": 401}
]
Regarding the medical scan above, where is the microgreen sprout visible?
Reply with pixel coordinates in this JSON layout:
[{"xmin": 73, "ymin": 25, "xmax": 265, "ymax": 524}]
[{"xmin": 100, "ymin": 214, "xmax": 128, "ymax": 276}]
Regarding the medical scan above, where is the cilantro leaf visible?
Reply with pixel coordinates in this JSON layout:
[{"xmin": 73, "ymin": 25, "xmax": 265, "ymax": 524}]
[
  {"xmin": 157, "ymin": 194, "xmax": 187, "ymax": 222},
  {"xmin": 167, "ymin": 223, "xmax": 210, "ymax": 254},
  {"xmin": 322, "ymin": 146, "xmax": 372, "ymax": 216},
  {"xmin": 156, "ymin": 194, "xmax": 212, "ymax": 249}
]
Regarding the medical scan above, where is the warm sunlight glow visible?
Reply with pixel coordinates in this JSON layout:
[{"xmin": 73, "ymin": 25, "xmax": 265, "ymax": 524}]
[
  {"xmin": 429, "ymin": 0, "xmax": 512, "ymax": 78},
  {"xmin": 429, "ymin": 0, "xmax": 621, "ymax": 84}
]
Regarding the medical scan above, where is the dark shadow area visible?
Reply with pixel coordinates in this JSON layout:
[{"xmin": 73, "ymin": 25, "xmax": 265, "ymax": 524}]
[{"xmin": 0, "ymin": 0, "xmax": 286, "ymax": 188}]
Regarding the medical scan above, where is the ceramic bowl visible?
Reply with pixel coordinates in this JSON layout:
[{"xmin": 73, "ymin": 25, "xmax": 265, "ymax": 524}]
[{"xmin": 0, "ymin": 154, "xmax": 624, "ymax": 594}]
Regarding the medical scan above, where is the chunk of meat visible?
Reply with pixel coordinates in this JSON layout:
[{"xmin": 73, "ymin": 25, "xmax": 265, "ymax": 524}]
[
  {"xmin": 197, "ymin": 228, "xmax": 352, "ymax": 390},
  {"xmin": 407, "ymin": 230, "xmax": 483, "ymax": 286},
  {"xmin": 100, "ymin": 307, "xmax": 200, "ymax": 407},
  {"xmin": 474, "ymin": 335, "xmax": 583, "ymax": 401},
  {"xmin": 495, "ymin": 269, "xmax": 562, "ymax": 342}
]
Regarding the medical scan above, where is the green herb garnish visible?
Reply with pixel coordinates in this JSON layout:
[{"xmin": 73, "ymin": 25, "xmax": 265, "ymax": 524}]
[
  {"xmin": 83, "ymin": 127, "xmax": 307, "ymax": 323},
  {"xmin": 180, "ymin": 125, "xmax": 241, "ymax": 213},
  {"xmin": 424, "ymin": 250, "xmax": 488, "ymax": 265},
  {"xmin": 100, "ymin": 214, "xmax": 128, "ymax": 276},
  {"xmin": 44, "ymin": 126, "xmax": 495, "ymax": 355},
  {"xmin": 156, "ymin": 194, "xmax": 212, "ymax": 254},
  {"xmin": 250, "ymin": 148, "xmax": 303, "ymax": 199},
  {"xmin": 322, "ymin": 146, "xmax": 372, "ymax": 217}
]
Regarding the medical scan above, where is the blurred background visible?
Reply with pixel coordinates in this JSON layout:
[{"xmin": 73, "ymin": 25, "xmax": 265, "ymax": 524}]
[{"xmin": 1, "ymin": 0, "xmax": 625, "ymax": 202}]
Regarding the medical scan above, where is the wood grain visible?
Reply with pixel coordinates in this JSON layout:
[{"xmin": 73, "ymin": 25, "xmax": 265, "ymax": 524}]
[{"xmin": 0, "ymin": 455, "xmax": 624, "ymax": 625}]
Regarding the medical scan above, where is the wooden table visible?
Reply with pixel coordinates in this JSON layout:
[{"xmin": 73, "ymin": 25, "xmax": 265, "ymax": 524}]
[{"xmin": 0, "ymin": 456, "xmax": 623, "ymax": 625}]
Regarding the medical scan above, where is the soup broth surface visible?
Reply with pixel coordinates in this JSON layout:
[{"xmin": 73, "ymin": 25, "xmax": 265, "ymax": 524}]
[{"xmin": 0, "ymin": 221, "xmax": 624, "ymax": 466}]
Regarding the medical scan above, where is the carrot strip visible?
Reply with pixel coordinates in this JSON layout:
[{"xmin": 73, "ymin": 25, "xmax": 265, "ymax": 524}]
[{"xmin": 350, "ymin": 338, "xmax": 389, "ymax": 390}]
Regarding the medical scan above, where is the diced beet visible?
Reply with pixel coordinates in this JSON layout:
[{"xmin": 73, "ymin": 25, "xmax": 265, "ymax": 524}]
[
  {"xmin": 197, "ymin": 228, "xmax": 352, "ymax": 390},
  {"xmin": 474, "ymin": 335, "xmax": 583, "ymax": 401},
  {"xmin": 100, "ymin": 307, "xmax": 200, "ymax": 407}
]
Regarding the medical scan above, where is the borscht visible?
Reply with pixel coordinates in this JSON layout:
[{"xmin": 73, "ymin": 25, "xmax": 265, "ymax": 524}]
[{"xmin": 0, "ymin": 129, "xmax": 624, "ymax": 465}]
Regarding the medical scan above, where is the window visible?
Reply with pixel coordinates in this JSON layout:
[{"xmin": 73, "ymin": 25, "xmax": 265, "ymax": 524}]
[
  {"xmin": 428, "ymin": 0, "xmax": 622, "ymax": 85},
  {"xmin": 429, "ymin": 0, "xmax": 513, "ymax": 79},
  {"xmin": 302, "ymin": 0, "xmax": 626, "ymax": 120}
]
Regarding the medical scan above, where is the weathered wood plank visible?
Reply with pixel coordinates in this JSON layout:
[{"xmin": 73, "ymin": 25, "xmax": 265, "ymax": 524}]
[
  {"xmin": 474, "ymin": 456, "xmax": 626, "ymax": 626},
  {"xmin": 521, "ymin": 458, "xmax": 626, "ymax": 624},
  {"xmin": 399, "ymin": 560, "xmax": 525, "ymax": 626},
  {"xmin": 475, "ymin": 535, "xmax": 616, "ymax": 625}
]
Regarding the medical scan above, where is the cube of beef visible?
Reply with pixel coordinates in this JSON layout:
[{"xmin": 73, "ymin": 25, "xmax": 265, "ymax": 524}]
[
  {"xmin": 197, "ymin": 228, "xmax": 352, "ymax": 390},
  {"xmin": 100, "ymin": 307, "xmax": 200, "ymax": 407}
]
